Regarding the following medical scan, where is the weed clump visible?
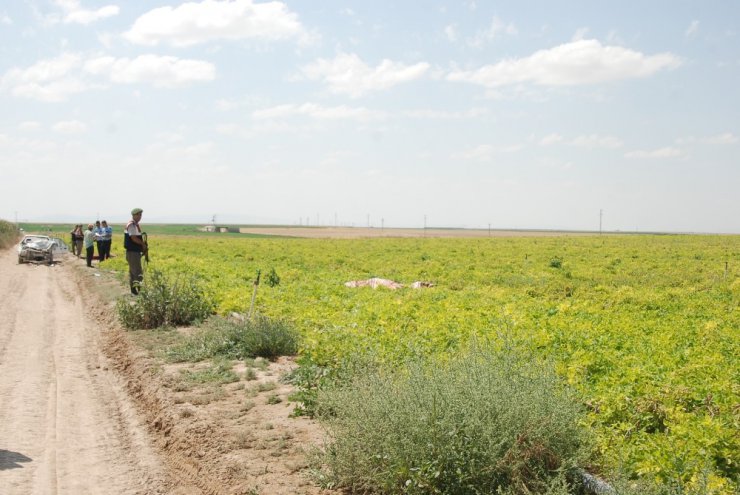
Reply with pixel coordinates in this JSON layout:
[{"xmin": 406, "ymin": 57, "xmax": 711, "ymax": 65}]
[
  {"xmin": 116, "ymin": 269, "xmax": 215, "ymax": 329},
  {"xmin": 312, "ymin": 343, "xmax": 592, "ymax": 495},
  {"xmin": 0, "ymin": 220, "xmax": 19, "ymax": 249},
  {"xmin": 166, "ymin": 314, "xmax": 300, "ymax": 362}
]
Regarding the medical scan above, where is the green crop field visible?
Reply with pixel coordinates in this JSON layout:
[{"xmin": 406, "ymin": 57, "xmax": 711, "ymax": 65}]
[{"xmin": 101, "ymin": 233, "xmax": 738, "ymax": 492}]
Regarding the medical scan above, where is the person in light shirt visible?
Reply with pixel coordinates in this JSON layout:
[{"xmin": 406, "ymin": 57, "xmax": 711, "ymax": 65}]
[{"xmin": 83, "ymin": 224, "xmax": 95, "ymax": 267}]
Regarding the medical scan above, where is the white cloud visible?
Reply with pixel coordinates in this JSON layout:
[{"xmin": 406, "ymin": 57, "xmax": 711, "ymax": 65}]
[
  {"xmin": 685, "ymin": 20, "xmax": 699, "ymax": 38},
  {"xmin": 52, "ymin": 120, "xmax": 87, "ymax": 133},
  {"xmin": 570, "ymin": 134, "xmax": 623, "ymax": 148},
  {"xmin": 447, "ymin": 39, "xmax": 682, "ymax": 88},
  {"xmin": 403, "ymin": 108, "xmax": 488, "ymax": 119},
  {"xmin": 445, "ymin": 24, "xmax": 458, "ymax": 43},
  {"xmin": 456, "ymin": 143, "xmax": 522, "ymax": 161},
  {"xmin": 216, "ymin": 94, "xmax": 266, "ymax": 111},
  {"xmin": 677, "ymin": 132, "xmax": 738, "ymax": 145},
  {"xmin": 702, "ymin": 132, "xmax": 738, "ymax": 144},
  {"xmin": 49, "ymin": 0, "xmax": 119, "ymax": 25},
  {"xmin": 539, "ymin": 133, "xmax": 563, "ymax": 145},
  {"xmin": 252, "ymin": 102, "xmax": 383, "ymax": 121},
  {"xmin": 624, "ymin": 147, "xmax": 684, "ymax": 159},
  {"xmin": 124, "ymin": 0, "xmax": 309, "ymax": 47},
  {"xmin": 467, "ymin": 16, "xmax": 517, "ymax": 47},
  {"xmin": 2, "ymin": 52, "xmax": 215, "ymax": 101},
  {"xmin": 1, "ymin": 53, "xmax": 91, "ymax": 101},
  {"xmin": 572, "ymin": 27, "xmax": 589, "ymax": 41},
  {"xmin": 301, "ymin": 53, "xmax": 430, "ymax": 97},
  {"xmin": 19, "ymin": 121, "xmax": 42, "ymax": 131},
  {"xmin": 458, "ymin": 144, "xmax": 494, "ymax": 161},
  {"xmin": 1, "ymin": 12, "xmax": 11, "ymax": 24},
  {"xmin": 84, "ymin": 55, "xmax": 216, "ymax": 88}
]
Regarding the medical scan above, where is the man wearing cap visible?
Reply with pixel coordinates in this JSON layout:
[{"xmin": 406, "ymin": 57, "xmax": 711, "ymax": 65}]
[{"xmin": 125, "ymin": 208, "xmax": 147, "ymax": 295}]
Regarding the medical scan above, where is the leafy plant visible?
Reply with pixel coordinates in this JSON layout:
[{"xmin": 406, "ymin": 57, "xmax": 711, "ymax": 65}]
[
  {"xmin": 166, "ymin": 314, "xmax": 299, "ymax": 362},
  {"xmin": 266, "ymin": 267, "xmax": 281, "ymax": 287},
  {"xmin": 312, "ymin": 342, "xmax": 592, "ymax": 494},
  {"xmin": 116, "ymin": 268, "xmax": 215, "ymax": 329}
]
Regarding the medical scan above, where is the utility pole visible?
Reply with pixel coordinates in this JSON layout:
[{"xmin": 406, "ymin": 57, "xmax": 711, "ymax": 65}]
[
  {"xmin": 488, "ymin": 223, "xmax": 491, "ymax": 237},
  {"xmin": 381, "ymin": 218, "xmax": 384, "ymax": 232},
  {"xmin": 599, "ymin": 209, "xmax": 603, "ymax": 235},
  {"xmin": 367, "ymin": 214, "xmax": 370, "ymax": 228}
]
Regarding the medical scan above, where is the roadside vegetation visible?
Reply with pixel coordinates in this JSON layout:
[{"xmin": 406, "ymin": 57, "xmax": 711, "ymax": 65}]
[
  {"xmin": 165, "ymin": 314, "xmax": 300, "ymax": 362},
  {"xmin": 0, "ymin": 219, "xmax": 19, "ymax": 249},
  {"xmin": 312, "ymin": 342, "xmax": 593, "ymax": 495},
  {"xmin": 116, "ymin": 268, "xmax": 215, "ymax": 329}
]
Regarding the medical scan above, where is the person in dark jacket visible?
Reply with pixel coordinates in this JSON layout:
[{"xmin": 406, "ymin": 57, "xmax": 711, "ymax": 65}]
[{"xmin": 125, "ymin": 208, "xmax": 147, "ymax": 294}]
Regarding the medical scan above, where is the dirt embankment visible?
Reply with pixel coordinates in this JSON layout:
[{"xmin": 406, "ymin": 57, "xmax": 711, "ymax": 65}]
[{"xmin": 0, "ymin": 248, "xmax": 338, "ymax": 495}]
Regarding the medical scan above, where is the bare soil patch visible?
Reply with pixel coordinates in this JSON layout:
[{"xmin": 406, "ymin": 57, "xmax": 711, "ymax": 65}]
[{"xmin": 76, "ymin": 255, "xmax": 339, "ymax": 494}]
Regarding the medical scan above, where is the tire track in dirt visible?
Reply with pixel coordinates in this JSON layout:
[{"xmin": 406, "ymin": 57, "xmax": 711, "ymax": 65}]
[{"xmin": 0, "ymin": 249, "xmax": 171, "ymax": 494}]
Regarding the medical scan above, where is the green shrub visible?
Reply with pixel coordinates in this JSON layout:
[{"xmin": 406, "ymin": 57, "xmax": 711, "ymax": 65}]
[
  {"xmin": 0, "ymin": 220, "xmax": 19, "ymax": 250},
  {"xmin": 116, "ymin": 269, "xmax": 215, "ymax": 329},
  {"xmin": 166, "ymin": 314, "xmax": 300, "ymax": 362},
  {"xmin": 265, "ymin": 267, "xmax": 281, "ymax": 287},
  {"xmin": 312, "ymin": 343, "xmax": 593, "ymax": 495},
  {"xmin": 549, "ymin": 257, "xmax": 563, "ymax": 269}
]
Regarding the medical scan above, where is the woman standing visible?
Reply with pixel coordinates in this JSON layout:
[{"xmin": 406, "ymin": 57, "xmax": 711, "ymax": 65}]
[{"xmin": 72, "ymin": 224, "xmax": 84, "ymax": 257}]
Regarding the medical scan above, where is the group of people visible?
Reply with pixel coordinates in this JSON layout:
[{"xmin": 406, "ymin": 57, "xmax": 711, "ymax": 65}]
[
  {"xmin": 69, "ymin": 208, "xmax": 148, "ymax": 295},
  {"xmin": 70, "ymin": 221, "xmax": 113, "ymax": 267}
]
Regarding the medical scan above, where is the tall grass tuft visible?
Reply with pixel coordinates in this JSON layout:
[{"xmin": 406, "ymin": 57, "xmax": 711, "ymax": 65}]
[
  {"xmin": 0, "ymin": 220, "xmax": 19, "ymax": 250},
  {"xmin": 312, "ymin": 342, "xmax": 593, "ymax": 495},
  {"xmin": 166, "ymin": 314, "xmax": 300, "ymax": 362},
  {"xmin": 117, "ymin": 268, "xmax": 215, "ymax": 329}
]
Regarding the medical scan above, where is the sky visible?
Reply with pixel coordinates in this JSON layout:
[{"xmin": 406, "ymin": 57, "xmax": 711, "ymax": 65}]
[{"xmin": 1, "ymin": 1, "xmax": 739, "ymax": 233}]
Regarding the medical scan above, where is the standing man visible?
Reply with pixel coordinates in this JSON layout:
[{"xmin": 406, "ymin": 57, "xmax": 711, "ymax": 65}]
[
  {"xmin": 93, "ymin": 220, "xmax": 104, "ymax": 262},
  {"xmin": 83, "ymin": 223, "xmax": 95, "ymax": 267},
  {"xmin": 100, "ymin": 220, "xmax": 113, "ymax": 260},
  {"xmin": 125, "ymin": 208, "xmax": 147, "ymax": 295}
]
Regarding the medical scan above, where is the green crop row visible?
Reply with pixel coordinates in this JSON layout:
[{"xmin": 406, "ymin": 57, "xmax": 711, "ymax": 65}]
[{"xmin": 103, "ymin": 234, "xmax": 740, "ymax": 493}]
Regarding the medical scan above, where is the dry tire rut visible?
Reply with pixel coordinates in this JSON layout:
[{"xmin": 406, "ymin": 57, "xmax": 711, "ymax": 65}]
[{"xmin": 0, "ymin": 248, "xmax": 170, "ymax": 494}]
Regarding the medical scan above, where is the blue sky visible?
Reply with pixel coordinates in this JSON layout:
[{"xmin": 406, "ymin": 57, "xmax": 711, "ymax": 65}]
[{"xmin": 1, "ymin": 1, "xmax": 738, "ymax": 232}]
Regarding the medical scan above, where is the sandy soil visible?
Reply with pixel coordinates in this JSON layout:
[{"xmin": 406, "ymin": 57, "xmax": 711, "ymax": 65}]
[
  {"xmin": 0, "ymin": 249, "xmax": 171, "ymax": 494},
  {"xmin": 238, "ymin": 226, "xmax": 595, "ymax": 239},
  {"xmin": 0, "ymin": 247, "xmax": 338, "ymax": 495}
]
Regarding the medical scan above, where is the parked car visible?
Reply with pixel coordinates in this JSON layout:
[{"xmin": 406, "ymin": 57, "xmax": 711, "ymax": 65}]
[{"xmin": 17, "ymin": 235, "xmax": 69, "ymax": 264}]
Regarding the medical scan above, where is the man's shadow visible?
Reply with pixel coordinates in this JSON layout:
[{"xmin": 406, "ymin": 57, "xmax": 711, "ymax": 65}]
[{"xmin": 0, "ymin": 449, "xmax": 32, "ymax": 470}]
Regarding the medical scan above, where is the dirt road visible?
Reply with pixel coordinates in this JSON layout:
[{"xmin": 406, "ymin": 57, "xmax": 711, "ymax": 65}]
[{"xmin": 0, "ymin": 248, "xmax": 169, "ymax": 494}]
